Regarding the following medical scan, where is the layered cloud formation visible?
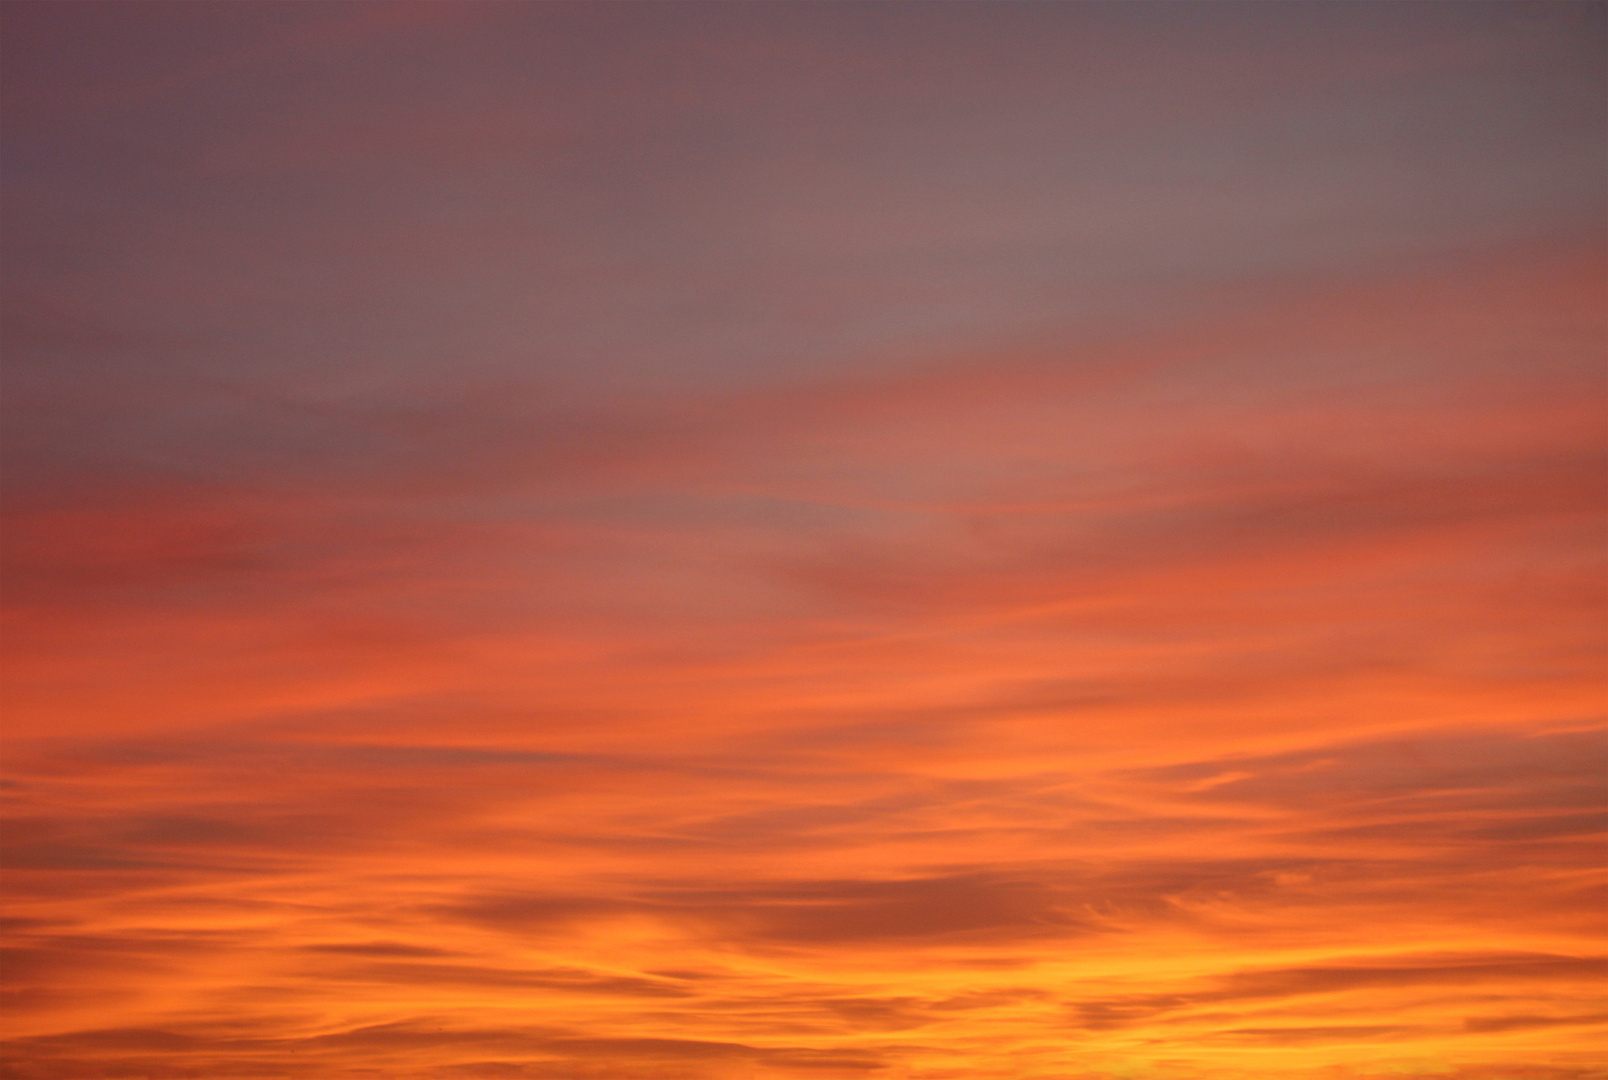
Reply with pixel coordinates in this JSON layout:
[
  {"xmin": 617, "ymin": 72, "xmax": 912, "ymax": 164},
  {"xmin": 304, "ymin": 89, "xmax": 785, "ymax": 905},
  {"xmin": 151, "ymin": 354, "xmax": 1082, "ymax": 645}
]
[{"xmin": 2, "ymin": 4, "xmax": 1604, "ymax": 1079}]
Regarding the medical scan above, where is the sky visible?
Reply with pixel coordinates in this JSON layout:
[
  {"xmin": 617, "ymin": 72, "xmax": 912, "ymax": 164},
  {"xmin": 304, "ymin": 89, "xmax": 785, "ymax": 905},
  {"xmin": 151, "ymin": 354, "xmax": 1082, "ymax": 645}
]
[{"xmin": 1, "ymin": 2, "xmax": 1605, "ymax": 1078}]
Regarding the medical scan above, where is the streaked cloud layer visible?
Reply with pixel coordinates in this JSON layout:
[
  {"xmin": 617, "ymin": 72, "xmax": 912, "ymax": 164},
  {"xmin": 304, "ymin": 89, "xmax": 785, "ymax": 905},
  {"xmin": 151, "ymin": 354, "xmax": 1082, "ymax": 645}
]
[{"xmin": 2, "ymin": 3, "xmax": 1603, "ymax": 1078}]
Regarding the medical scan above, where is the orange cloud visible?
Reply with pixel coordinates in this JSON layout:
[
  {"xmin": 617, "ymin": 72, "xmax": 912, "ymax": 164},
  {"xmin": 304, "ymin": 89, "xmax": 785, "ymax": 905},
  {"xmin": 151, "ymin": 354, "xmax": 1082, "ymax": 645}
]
[{"xmin": 3, "ymin": 4, "xmax": 1604, "ymax": 1078}]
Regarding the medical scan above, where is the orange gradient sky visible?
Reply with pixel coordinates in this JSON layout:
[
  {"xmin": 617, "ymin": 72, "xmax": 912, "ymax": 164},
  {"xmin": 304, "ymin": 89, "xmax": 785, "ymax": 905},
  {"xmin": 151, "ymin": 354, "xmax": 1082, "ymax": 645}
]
[{"xmin": 2, "ymin": 4, "xmax": 1605, "ymax": 1079}]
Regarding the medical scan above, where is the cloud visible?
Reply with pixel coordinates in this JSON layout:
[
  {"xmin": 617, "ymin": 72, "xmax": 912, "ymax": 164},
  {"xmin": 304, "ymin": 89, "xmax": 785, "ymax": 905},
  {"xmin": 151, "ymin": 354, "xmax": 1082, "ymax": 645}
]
[
  {"xmin": 1131, "ymin": 727, "xmax": 1608, "ymax": 816},
  {"xmin": 306, "ymin": 962, "xmax": 695, "ymax": 999},
  {"xmin": 2, "ymin": 5, "xmax": 1603, "ymax": 1078},
  {"xmin": 1070, "ymin": 952, "xmax": 1608, "ymax": 1031},
  {"xmin": 299, "ymin": 941, "xmax": 458, "ymax": 959},
  {"xmin": 1461, "ymin": 1012, "xmax": 1608, "ymax": 1034},
  {"xmin": 0, "ymin": 1021, "xmax": 894, "ymax": 1080},
  {"xmin": 440, "ymin": 872, "xmax": 1091, "ymax": 950}
]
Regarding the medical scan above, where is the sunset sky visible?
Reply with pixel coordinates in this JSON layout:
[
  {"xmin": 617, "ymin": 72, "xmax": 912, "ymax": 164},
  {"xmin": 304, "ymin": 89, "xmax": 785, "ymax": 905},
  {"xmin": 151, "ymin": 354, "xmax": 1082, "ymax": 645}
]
[{"xmin": 2, "ymin": 3, "xmax": 1605, "ymax": 1078}]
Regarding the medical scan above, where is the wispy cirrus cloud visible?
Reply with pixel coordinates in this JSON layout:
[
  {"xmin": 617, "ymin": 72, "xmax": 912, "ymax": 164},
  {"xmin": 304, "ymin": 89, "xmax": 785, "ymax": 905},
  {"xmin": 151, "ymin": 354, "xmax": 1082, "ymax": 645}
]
[{"xmin": 4, "ymin": 4, "xmax": 1603, "ymax": 1079}]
